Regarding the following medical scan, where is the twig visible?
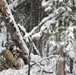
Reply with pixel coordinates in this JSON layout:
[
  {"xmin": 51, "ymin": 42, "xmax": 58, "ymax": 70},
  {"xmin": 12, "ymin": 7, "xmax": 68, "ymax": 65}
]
[
  {"xmin": 29, "ymin": 37, "xmax": 41, "ymax": 56},
  {"xmin": 25, "ymin": 15, "xmax": 31, "ymax": 25},
  {"xmin": 39, "ymin": 55, "xmax": 56, "ymax": 63}
]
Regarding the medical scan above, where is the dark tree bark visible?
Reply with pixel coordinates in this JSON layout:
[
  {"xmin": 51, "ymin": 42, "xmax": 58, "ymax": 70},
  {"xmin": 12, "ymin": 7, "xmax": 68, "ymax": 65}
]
[
  {"xmin": 70, "ymin": 58, "xmax": 73, "ymax": 73},
  {"xmin": 30, "ymin": 0, "xmax": 39, "ymax": 31},
  {"xmin": 56, "ymin": 48, "xmax": 65, "ymax": 75}
]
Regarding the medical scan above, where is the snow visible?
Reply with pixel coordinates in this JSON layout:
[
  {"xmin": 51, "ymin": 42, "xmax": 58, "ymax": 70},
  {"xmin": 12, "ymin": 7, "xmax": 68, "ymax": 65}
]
[
  {"xmin": 39, "ymin": 13, "xmax": 55, "ymax": 26},
  {"xmin": 0, "ymin": 66, "xmax": 28, "ymax": 75},
  {"xmin": 9, "ymin": 0, "xmax": 19, "ymax": 11},
  {"xmin": 45, "ymin": 6, "xmax": 51, "ymax": 12},
  {"xmin": 73, "ymin": 63, "xmax": 76, "ymax": 74},
  {"xmin": 65, "ymin": 64, "xmax": 70, "ymax": 72},
  {"xmin": 59, "ymin": 0, "xmax": 63, "ymax": 2},
  {"xmin": 66, "ymin": 73, "xmax": 73, "ymax": 75},
  {"xmin": 0, "ymin": 0, "xmax": 76, "ymax": 75},
  {"xmin": 41, "ymin": 0, "xmax": 49, "ymax": 7},
  {"xmin": 17, "ymin": 24, "xmax": 27, "ymax": 34},
  {"xmin": 30, "ymin": 53, "xmax": 41, "ymax": 63},
  {"xmin": 0, "ymin": 55, "xmax": 57, "ymax": 75},
  {"xmin": 68, "ymin": 50, "xmax": 75, "ymax": 59},
  {"xmin": 3, "ymin": 0, "xmax": 29, "ymax": 54},
  {"xmin": 32, "ymin": 32, "xmax": 41, "ymax": 40},
  {"xmin": 66, "ymin": 6, "xmax": 72, "ymax": 12},
  {"xmin": 24, "ymin": 26, "xmax": 38, "ymax": 39}
]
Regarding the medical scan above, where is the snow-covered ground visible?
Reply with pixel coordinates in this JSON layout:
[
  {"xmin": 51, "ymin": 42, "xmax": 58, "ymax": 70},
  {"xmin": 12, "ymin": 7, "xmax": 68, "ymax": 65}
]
[
  {"xmin": 0, "ymin": 53, "xmax": 57, "ymax": 75},
  {"xmin": 0, "ymin": 65, "xmax": 28, "ymax": 75},
  {"xmin": 0, "ymin": 0, "xmax": 76, "ymax": 75}
]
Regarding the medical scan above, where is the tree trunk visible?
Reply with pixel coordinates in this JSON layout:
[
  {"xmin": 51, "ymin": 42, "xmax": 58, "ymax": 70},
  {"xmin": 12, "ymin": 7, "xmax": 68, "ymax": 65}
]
[
  {"xmin": 70, "ymin": 58, "xmax": 73, "ymax": 73},
  {"xmin": 56, "ymin": 48, "xmax": 65, "ymax": 75},
  {"xmin": 0, "ymin": 0, "xmax": 29, "ymax": 64}
]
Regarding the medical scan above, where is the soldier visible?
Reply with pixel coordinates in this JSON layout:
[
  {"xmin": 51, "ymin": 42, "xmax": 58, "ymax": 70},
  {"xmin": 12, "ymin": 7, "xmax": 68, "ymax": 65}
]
[
  {"xmin": 1, "ymin": 40, "xmax": 29, "ymax": 69},
  {"xmin": 0, "ymin": 49, "xmax": 21, "ymax": 69},
  {"xmin": 0, "ymin": 56, "xmax": 9, "ymax": 70}
]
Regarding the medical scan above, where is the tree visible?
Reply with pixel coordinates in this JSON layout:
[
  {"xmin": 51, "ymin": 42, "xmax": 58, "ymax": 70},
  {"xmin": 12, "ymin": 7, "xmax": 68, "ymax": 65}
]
[
  {"xmin": 0, "ymin": 0, "xmax": 29, "ymax": 64},
  {"xmin": 23, "ymin": 0, "xmax": 76, "ymax": 75},
  {"xmin": 0, "ymin": 0, "xmax": 76, "ymax": 75}
]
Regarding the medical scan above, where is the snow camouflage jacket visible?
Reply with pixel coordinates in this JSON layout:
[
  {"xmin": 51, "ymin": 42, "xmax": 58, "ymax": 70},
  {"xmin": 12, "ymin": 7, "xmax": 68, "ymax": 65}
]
[{"xmin": 0, "ymin": 49, "xmax": 21, "ymax": 70}]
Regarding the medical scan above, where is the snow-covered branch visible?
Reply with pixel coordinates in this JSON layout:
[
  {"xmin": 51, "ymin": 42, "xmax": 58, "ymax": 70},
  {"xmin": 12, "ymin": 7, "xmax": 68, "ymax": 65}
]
[
  {"xmin": 17, "ymin": 24, "xmax": 41, "ymax": 56},
  {"xmin": 23, "ymin": 5, "xmax": 66, "ymax": 40}
]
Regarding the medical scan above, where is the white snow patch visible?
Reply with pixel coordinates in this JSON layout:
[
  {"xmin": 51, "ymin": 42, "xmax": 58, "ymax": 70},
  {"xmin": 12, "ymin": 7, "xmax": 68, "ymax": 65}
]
[
  {"xmin": 0, "ymin": 65, "xmax": 28, "ymax": 75},
  {"xmin": 30, "ymin": 53, "xmax": 41, "ymax": 62},
  {"xmin": 68, "ymin": 50, "xmax": 75, "ymax": 59},
  {"xmin": 32, "ymin": 32, "xmax": 41, "ymax": 40},
  {"xmin": 65, "ymin": 64, "xmax": 70, "ymax": 72}
]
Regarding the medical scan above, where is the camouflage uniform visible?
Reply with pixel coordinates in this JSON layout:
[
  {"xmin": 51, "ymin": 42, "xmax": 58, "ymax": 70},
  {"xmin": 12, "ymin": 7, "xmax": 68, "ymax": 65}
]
[{"xmin": 0, "ymin": 49, "xmax": 20, "ymax": 69}]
